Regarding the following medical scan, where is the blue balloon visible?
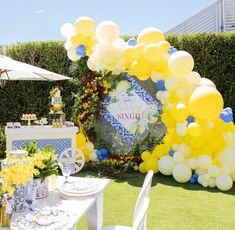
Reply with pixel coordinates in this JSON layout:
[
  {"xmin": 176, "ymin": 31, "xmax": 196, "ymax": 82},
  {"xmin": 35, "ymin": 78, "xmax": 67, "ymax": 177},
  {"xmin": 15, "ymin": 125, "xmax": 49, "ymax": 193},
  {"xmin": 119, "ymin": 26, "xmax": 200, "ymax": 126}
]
[
  {"xmin": 192, "ymin": 173, "xmax": 198, "ymax": 180},
  {"xmin": 156, "ymin": 80, "xmax": 165, "ymax": 91},
  {"xmin": 189, "ymin": 178, "xmax": 196, "ymax": 184},
  {"xmin": 168, "ymin": 47, "xmax": 177, "ymax": 55},
  {"xmin": 169, "ymin": 150, "xmax": 175, "ymax": 157},
  {"xmin": 220, "ymin": 107, "xmax": 233, "ymax": 123},
  {"xmin": 128, "ymin": 38, "xmax": 137, "ymax": 47},
  {"xmin": 76, "ymin": 44, "xmax": 86, "ymax": 57},
  {"xmin": 98, "ymin": 148, "xmax": 108, "ymax": 160},
  {"xmin": 96, "ymin": 150, "xmax": 103, "ymax": 160},
  {"xmin": 187, "ymin": 116, "xmax": 195, "ymax": 124}
]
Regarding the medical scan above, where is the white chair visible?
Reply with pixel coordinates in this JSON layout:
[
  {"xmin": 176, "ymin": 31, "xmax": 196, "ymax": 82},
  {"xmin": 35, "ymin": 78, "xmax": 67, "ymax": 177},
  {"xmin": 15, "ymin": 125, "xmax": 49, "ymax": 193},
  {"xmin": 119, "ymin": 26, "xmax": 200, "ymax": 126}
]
[
  {"xmin": 101, "ymin": 170, "xmax": 154, "ymax": 230},
  {"xmin": 101, "ymin": 197, "xmax": 150, "ymax": 230}
]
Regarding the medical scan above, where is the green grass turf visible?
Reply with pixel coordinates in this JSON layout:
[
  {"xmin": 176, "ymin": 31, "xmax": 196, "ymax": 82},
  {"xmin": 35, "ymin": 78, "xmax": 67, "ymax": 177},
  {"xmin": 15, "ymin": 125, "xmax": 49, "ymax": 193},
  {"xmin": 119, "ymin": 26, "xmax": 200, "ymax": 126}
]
[{"xmin": 75, "ymin": 170, "xmax": 235, "ymax": 230}]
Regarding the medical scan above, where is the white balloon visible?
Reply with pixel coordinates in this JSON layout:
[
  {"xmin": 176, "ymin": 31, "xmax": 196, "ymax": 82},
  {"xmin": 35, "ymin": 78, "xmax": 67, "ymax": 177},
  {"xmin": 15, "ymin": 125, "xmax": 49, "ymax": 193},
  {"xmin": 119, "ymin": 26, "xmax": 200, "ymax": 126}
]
[
  {"xmin": 96, "ymin": 21, "xmax": 119, "ymax": 45},
  {"xmin": 195, "ymin": 168, "xmax": 208, "ymax": 176},
  {"xmin": 187, "ymin": 158, "xmax": 198, "ymax": 170},
  {"xmin": 89, "ymin": 151, "xmax": 98, "ymax": 162},
  {"xmin": 202, "ymin": 181, "xmax": 209, "ymax": 187},
  {"xmin": 208, "ymin": 165, "xmax": 220, "ymax": 178},
  {"xmin": 176, "ymin": 123, "xmax": 187, "ymax": 136},
  {"xmin": 217, "ymin": 146, "xmax": 235, "ymax": 181},
  {"xmin": 200, "ymin": 78, "xmax": 216, "ymax": 88},
  {"xmin": 67, "ymin": 48, "xmax": 80, "ymax": 61},
  {"xmin": 216, "ymin": 174, "xmax": 233, "ymax": 191},
  {"xmin": 204, "ymin": 173, "xmax": 210, "ymax": 180},
  {"xmin": 178, "ymin": 143, "xmax": 192, "ymax": 156},
  {"xmin": 172, "ymin": 163, "xmax": 192, "ymax": 183},
  {"xmin": 64, "ymin": 41, "xmax": 72, "ymax": 50},
  {"xmin": 60, "ymin": 23, "xmax": 76, "ymax": 38},
  {"xmin": 150, "ymin": 71, "xmax": 164, "ymax": 83},
  {"xmin": 173, "ymin": 151, "xmax": 185, "ymax": 163},
  {"xmin": 198, "ymin": 175, "xmax": 205, "ymax": 184},
  {"xmin": 168, "ymin": 51, "xmax": 194, "ymax": 78},
  {"xmin": 208, "ymin": 178, "xmax": 216, "ymax": 188},
  {"xmin": 165, "ymin": 77, "xmax": 180, "ymax": 91},
  {"xmin": 113, "ymin": 38, "xmax": 128, "ymax": 50},
  {"xmin": 221, "ymin": 166, "xmax": 231, "ymax": 175},
  {"xmin": 197, "ymin": 155, "xmax": 212, "ymax": 169},
  {"xmin": 158, "ymin": 156, "xmax": 175, "ymax": 176},
  {"xmin": 185, "ymin": 71, "xmax": 201, "ymax": 85},
  {"xmin": 156, "ymin": 91, "xmax": 163, "ymax": 101}
]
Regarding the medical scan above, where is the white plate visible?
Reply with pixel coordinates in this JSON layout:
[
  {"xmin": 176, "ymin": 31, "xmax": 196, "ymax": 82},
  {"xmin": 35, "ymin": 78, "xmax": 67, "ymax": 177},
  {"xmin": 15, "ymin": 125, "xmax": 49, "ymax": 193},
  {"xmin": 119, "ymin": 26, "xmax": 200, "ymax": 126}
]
[
  {"xmin": 61, "ymin": 181, "xmax": 98, "ymax": 195},
  {"xmin": 11, "ymin": 207, "xmax": 69, "ymax": 230}
]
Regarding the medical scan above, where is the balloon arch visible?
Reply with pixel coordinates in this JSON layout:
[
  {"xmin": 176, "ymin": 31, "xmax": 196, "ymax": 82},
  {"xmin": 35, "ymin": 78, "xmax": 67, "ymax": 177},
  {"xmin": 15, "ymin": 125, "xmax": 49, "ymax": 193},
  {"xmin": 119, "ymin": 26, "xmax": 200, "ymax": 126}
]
[{"xmin": 61, "ymin": 17, "xmax": 235, "ymax": 192}]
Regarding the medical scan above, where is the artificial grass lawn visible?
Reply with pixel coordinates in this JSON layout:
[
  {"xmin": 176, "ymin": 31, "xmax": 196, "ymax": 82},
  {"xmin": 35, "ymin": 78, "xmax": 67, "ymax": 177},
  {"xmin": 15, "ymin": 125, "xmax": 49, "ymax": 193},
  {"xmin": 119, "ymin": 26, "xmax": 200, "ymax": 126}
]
[{"xmin": 76, "ymin": 170, "xmax": 235, "ymax": 230}]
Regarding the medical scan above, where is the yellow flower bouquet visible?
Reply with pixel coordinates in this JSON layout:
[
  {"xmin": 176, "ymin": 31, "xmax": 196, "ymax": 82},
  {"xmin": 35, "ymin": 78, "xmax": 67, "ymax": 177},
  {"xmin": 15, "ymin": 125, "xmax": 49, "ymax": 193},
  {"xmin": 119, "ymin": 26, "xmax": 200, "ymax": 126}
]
[{"xmin": 0, "ymin": 151, "xmax": 34, "ymax": 196}]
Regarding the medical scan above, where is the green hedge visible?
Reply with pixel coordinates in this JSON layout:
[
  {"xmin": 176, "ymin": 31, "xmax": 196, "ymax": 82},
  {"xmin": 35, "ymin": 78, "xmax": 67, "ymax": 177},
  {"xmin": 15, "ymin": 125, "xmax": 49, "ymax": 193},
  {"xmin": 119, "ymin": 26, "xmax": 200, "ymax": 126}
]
[{"xmin": 0, "ymin": 33, "xmax": 234, "ymax": 157}]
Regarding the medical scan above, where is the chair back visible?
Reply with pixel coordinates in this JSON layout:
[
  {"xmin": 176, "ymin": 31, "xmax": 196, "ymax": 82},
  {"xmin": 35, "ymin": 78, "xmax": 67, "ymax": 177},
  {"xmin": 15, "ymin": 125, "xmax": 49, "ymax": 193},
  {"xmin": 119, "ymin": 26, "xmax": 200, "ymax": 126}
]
[
  {"xmin": 133, "ymin": 197, "xmax": 150, "ymax": 230},
  {"xmin": 59, "ymin": 147, "xmax": 85, "ymax": 174},
  {"xmin": 133, "ymin": 170, "xmax": 153, "ymax": 226}
]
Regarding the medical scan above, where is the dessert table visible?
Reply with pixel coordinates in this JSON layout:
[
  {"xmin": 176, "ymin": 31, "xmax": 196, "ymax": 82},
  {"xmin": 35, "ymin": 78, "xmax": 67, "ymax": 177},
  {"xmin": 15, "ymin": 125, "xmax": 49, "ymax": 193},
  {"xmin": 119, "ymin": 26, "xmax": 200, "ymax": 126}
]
[
  {"xmin": 5, "ymin": 126, "xmax": 78, "ymax": 156},
  {"xmin": 7, "ymin": 176, "xmax": 110, "ymax": 230}
]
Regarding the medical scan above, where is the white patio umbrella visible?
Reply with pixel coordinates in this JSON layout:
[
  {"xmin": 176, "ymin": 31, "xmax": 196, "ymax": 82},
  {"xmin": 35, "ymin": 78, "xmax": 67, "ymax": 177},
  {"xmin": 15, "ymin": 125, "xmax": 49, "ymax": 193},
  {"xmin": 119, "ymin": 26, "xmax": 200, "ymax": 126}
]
[{"xmin": 0, "ymin": 55, "xmax": 71, "ymax": 81}]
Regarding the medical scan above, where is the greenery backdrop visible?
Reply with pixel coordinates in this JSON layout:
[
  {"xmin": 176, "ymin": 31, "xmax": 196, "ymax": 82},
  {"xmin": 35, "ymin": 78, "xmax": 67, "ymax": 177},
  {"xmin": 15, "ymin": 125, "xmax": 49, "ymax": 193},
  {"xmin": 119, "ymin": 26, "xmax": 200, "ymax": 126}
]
[{"xmin": 0, "ymin": 32, "xmax": 234, "ymax": 157}]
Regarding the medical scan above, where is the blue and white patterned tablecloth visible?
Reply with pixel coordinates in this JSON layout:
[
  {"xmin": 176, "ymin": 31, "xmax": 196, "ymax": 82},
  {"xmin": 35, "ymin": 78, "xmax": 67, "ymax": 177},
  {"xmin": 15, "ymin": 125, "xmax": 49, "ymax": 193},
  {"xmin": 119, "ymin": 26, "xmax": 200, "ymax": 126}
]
[{"xmin": 12, "ymin": 138, "xmax": 71, "ymax": 156}]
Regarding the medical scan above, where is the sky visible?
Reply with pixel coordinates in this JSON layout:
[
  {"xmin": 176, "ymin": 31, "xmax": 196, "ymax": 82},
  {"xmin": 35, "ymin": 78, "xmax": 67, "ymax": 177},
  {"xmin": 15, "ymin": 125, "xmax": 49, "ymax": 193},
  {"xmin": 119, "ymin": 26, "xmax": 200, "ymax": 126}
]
[{"xmin": 0, "ymin": 0, "xmax": 216, "ymax": 45}]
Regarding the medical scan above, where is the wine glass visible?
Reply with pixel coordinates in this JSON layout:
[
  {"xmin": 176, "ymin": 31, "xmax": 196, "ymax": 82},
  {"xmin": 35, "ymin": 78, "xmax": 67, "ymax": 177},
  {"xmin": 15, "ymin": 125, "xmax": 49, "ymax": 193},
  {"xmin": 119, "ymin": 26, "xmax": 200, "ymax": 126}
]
[
  {"xmin": 23, "ymin": 181, "xmax": 35, "ymax": 212},
  {"xmin": 58, "ymin": 158, "xmax": 74, "ymax": 184}
]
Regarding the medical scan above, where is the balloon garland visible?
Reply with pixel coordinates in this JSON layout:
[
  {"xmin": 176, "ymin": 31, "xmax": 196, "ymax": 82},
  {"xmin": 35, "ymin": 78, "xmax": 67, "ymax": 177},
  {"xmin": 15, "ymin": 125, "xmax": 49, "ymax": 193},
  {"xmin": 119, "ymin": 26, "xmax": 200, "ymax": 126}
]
[{"xmin": 61, "ymin": 17, "xmax": 235, "ymax": 191}]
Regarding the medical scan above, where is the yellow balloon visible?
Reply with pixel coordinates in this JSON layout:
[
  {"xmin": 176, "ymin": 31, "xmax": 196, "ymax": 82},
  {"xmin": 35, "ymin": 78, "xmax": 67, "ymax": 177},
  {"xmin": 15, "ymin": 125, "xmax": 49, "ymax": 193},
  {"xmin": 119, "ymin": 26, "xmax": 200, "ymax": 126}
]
[
  {"xmin": 70, "ymin": 34, "xmax": 85, "ymax": 47},
  {"xmin": 189, "ymin": 86, "xmax": 224, "ymax": 120},
  {"xmin": 141, "ymin": 151, "xmax": 152, "ymax": 161},
  {"xmin": 188, "ymin": 122, "xmax": 202, "ymax": 137},
  {"xmin": 152, "ymin": 144, "xmax": 169, "ymax": 158},
  {"xmin": 124, "ymin": 46, "xmax": 135, "ymax": 69},
  {"xmin": 190, "ymin": 137, "xmax": 202, "ymax": 149},
  {"xmin": 144, "ymin": 157, "xmax": 158, "ymax": 173},
  {"xmin": 137, "ymin": 27, "xmax": 165, "ymax": 44},
  {"xmin": 153, "ymin": 53, "xmax": 169, "ymax": 72},
  {"xmin": 76, "ymin": 133, "xmax": 86, "ymax": 148},
  {"xmin": 170, "ymin": 103, "xmax": 189, "ymax": 122},
  {"xmin": 133, "ymin": 43, "xmax": 145, "ymax": 60},
  {"xmin": 161, "ymin": 113, "xmax": 176, "ymax": 128},
  {"xmin": 139, "ymin": 162, "xmax": 147, "ymax": 173},
  {"xmin": 144, "ymin": 44, "xmax": 162, "ymax": 62},
  {"xmin": 159, "ymin": 41, "xmax": 171, "ymax": 52},
  {"xmin": 168, "ymin": 51, "xmax": 194, "ymax": 78},
  {"xmin": 80, "ymin": 146, "xmax": 90, "ymax": 156},
  {"xmin": 130, "ymin": 60, "xmax": 151, "ymax": 81},
  {"xmin": 75, "ymin": 17, "xmax": 96, "ymax": 37}
]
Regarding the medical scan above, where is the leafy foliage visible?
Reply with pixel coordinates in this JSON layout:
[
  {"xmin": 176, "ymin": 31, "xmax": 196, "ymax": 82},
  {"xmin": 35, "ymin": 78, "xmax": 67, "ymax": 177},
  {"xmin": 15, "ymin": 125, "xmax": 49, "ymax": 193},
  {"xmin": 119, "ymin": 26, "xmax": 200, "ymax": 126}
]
[
  {"xmin": 84, "ymin": 154, "xmax": 141, "ymax": 178},
  {"xmin": 24, "ymin": 142, "xmax": 59, "ymax": 182}
]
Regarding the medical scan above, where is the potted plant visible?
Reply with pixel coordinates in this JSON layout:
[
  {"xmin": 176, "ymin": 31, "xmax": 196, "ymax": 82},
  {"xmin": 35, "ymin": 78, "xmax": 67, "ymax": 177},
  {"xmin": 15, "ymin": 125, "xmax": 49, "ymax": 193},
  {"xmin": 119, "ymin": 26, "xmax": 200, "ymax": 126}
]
[{"xmin": 24, "ymin": 142, "xmax": 59, "ymax": 199}]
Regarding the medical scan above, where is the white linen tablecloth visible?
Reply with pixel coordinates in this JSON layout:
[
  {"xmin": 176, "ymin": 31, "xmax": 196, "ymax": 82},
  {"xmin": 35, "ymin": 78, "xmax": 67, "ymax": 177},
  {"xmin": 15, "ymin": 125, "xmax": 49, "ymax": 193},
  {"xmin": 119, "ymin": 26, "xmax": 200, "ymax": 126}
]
[{"xmin": 5, "ymin": 176, "xmax": 110, "ymax": 230}]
